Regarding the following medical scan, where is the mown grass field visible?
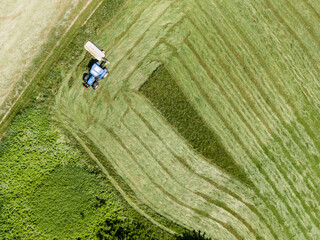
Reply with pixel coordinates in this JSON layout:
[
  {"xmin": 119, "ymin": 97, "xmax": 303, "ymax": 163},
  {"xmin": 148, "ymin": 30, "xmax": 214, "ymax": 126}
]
[
  {"xmin": 0, "ymin": 0, "xmax": 181, "ymax": 239},
  {"xmin": 51, "ymin": 0, "xmax": 320, "ymax": 239}
]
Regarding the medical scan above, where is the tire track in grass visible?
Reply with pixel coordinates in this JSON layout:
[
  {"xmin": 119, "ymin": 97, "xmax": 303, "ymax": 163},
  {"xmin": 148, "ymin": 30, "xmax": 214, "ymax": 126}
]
[
  {"xmin": 97, "ymin": 0, "xmax": 132, "ymax": 34},
  {"xmin": 209, "ymin": 0, "xmax": 320, "ymax": 202},
  {"xmin": 103, "ymin": 3, "xmax": 147, "ymax": 54},
  {"xmin": 185, "ymin": 40, "xmax": 320, "ymax": 229},
  {"xmin": 242, "ymin": 0, "xmax": 320, "ymax": 110},
  {"xmin": 167, "ymin": 50, "xmax": 310, "ymax": 238},
  {"xmin": 183, "ymin": 16, "xmax": 320, "ymax": 228},
  {"xmin": 121, "ymin": 108, "xmax": 263, "ymax": 239},
  {"xmin": 275, "ymin": 0, "xmax": 320, "ymax": 115},
  {"xmin": 180, "ymin": 45, "xmax": 320, "ymax": 237},
  {"xmin": 105, "ymin": 0, "xmax": 174, "ymax": 64},
  {"xmin": 105, "ymin": 126, "xmax": 239, "ymax": 240}
]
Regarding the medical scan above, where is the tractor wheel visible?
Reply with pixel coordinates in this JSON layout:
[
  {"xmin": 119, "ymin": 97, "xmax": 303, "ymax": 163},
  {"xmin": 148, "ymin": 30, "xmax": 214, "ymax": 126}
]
[
  {"xmin": 92, "ymin": 81, "xmax": 99, "ymax": 90},
  {"xmin": 102, "ymin": 71, "xmax": 108, "ymax": 79},
  {"xmin": 83, "ymin": 73, "xmax": 89, "ymax": 83}
]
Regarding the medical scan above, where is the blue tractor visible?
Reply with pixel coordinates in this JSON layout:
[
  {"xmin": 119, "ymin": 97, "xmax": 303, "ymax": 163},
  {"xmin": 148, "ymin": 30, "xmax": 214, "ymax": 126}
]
[{"xmin": 83, "ymin": 41, "xmax": 109, "ymax": 90}]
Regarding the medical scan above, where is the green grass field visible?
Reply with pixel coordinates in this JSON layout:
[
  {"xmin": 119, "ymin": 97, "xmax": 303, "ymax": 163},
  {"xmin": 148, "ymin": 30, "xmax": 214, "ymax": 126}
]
[
  {"xmin": 54, "ymin": 0, "xmax": 320, "ymax": 239},
  {"xmin": 2, "ymin": 0, "xmax": 320, "ymax": 239}
]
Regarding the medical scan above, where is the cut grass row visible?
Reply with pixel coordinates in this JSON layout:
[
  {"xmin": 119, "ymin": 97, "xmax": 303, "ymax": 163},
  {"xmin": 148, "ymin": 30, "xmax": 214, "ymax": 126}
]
[
  {"xmin": 1, "ymin": 0, "xmax": 188, "ymax": 239},
  {"xmin": 55, "ymin": 0, "xmax": 320, "ymax": 239}
]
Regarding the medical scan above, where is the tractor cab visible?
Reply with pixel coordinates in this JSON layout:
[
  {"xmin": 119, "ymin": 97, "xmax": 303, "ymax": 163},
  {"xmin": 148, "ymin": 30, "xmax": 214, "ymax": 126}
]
[{"xmin": 83, "ymin": 41, "xmax": 109, "ymax": 90}]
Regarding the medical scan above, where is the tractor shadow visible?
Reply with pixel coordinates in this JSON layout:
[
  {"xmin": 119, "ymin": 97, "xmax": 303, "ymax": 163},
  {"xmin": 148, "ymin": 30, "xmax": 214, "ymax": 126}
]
[{"xmin": 87, "ymin": 58, "xmax": 98, "ymax": 70}]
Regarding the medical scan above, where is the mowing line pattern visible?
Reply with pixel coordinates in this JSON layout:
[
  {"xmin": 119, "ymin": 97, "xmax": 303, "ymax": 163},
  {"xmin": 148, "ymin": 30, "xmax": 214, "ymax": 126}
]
[{"xmin": 56, "ymin": 0, "xmax": 320, "ymax": 239}]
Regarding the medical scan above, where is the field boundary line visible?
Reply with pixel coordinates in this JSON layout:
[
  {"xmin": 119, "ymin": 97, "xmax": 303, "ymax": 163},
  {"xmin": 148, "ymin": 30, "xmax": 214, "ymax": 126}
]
[{"xmin": 0, "ymin": 0, "xmax": 99, "ymax": 128}]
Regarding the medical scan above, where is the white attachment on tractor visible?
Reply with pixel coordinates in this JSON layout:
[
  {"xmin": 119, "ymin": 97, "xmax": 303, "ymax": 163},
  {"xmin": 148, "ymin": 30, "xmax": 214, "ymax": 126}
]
[{"xmin": 84, "ymin": 41, "xmax": 109, "ymax": 63}]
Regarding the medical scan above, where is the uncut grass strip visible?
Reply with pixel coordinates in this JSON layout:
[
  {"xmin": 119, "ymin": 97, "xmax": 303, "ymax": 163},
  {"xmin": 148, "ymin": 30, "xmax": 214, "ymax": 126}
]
[
  {"xmin": 60, "ymin": 125, "xmax": 176, "ymax": 235},
  {"xmin": 123, "ymin": 106, "xmax": 272, "ymax": 239},
  {"xmin": 209, "ymin": 0, "xmax": 320, "ymax": 182},
  {"xmin": 130, "ymin": 89, "xmax": 250, "ymax": 195},
  {"xmin": 173, "ymin": 43, "xmax": 320, "ymax": 232},
  {"xmin": 130, "ymin": 91, "xmax": 282, "ymax": 239},
  {"xmin": 183, "ymin": 20, "xmax": 320, "ymax": 217},
  {"xmin": 167, "ymin": 54, "xmax": 308, "ymax": 239},
  {"xmin": 104, "ymin": 127, "xmax": 238, "ymax": 240},
  {"xmin": 120, "ymin": 121, "xmax": 257, "ymax": 239},
  {"xmin": 130, "ymin": 90, "xmax": 254, "ymax": 195}
]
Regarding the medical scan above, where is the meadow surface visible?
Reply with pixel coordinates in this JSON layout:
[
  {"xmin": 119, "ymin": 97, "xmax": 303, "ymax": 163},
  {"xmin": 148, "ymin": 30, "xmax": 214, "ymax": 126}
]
[{"xmin": 4, "ymin": 0, "xmax": 320, "ymax": 239}]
